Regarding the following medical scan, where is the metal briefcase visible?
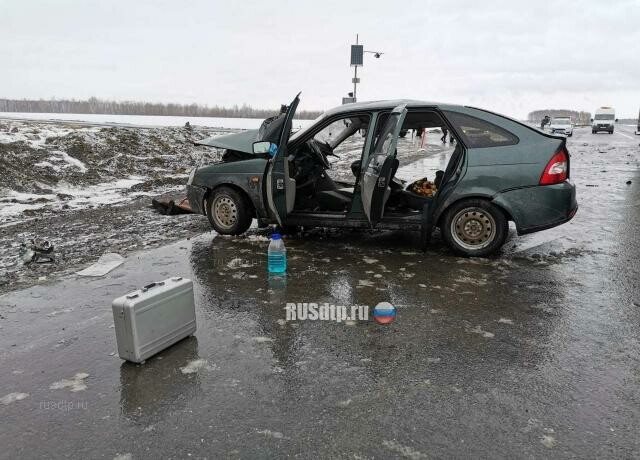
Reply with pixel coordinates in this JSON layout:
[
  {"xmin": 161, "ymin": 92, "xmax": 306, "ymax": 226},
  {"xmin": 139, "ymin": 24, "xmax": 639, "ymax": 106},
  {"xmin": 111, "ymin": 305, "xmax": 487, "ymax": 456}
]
[{"xmin": 112, "ymin": 277, "xmax": 196, "ymax": 363}]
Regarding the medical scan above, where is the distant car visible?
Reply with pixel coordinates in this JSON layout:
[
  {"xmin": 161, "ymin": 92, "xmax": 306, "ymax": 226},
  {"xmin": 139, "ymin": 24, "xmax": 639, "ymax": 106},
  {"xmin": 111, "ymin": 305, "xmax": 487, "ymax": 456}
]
[
  {"xmin": 592, "ymin": 107, "xmax": 617, "ymax": 134},
  {"xmin": 187, "ymin": 94, "xmax": 577, "ymax": 257},
  {"xmin": 549, "ymin": 117, "xmax": 574, "ymax": 137}
]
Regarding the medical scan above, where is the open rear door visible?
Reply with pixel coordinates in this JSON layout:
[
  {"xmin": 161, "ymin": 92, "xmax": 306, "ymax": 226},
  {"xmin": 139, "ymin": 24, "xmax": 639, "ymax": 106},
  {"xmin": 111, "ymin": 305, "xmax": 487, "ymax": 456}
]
[
  {"xmin": 360, "ymin": 104, "xmax": 408, "ymax": 226},
  {"xmin": 265, "ymin": 93, "xmax": 300, "ymax": 226}
]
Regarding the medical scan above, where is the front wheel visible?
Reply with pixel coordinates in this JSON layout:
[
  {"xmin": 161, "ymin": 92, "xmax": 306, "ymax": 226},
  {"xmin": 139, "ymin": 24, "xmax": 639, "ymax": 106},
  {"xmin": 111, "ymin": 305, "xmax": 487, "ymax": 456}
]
[
  {"xmin": 206, "ymin": 186, "xmax": 253, "ymax": 235},
  {"xmin": 441, "ymin": 199, "xmax": 508, "ymax": 257}
]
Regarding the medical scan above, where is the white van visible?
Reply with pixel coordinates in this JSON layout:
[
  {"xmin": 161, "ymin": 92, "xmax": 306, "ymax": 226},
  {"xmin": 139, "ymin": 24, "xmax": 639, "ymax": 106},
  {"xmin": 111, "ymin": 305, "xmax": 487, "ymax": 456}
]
[{"xmin": 592, "ymin": 107, "xmax": 616, "ymax": 134}]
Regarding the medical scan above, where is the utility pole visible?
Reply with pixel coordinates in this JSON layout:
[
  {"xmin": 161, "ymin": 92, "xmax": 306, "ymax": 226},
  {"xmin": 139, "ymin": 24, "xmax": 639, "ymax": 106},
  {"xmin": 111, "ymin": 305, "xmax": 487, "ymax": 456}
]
[
  {"xmin": 345, "ymin": 34, "xmax": 383, "ymax": 104},
  {"xmin": 353, "ymin": 34, "xmax": 360, "ymax": 99}
]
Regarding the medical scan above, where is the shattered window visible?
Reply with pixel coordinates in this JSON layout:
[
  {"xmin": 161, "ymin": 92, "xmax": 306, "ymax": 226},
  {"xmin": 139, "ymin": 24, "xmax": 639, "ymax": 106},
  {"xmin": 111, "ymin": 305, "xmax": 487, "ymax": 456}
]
[{"xmin": 443, "ymin": 111, "xmax": 519, "ymax": 148}]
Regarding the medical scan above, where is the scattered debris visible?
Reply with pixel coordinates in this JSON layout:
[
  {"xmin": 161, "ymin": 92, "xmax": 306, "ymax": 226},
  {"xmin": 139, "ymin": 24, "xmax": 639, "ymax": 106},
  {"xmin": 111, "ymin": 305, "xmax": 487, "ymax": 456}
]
[
  {"xmin": 151, "ymin": 196, "xmax": 193, "ymax": 215},
  {"xmin": 19, "ymin": 238, "xmax": 55, "ymax": 264},
  {"xmin": 113, "ymin": 454, "xmax": 133, "ymax": 460},
  {"xmin": 179, "ymin": 359, "xmax": 210, "ymax": 374},
  {"xmin": 253, "ymin": 336, "xmax": 274, "ymax": 343},
  {"xmin": 0, "ymin": 392, "xmax": 29, "ymax": 405},
  {"xmin": 256, "ymin": 429, "xmax": 286, "ymax": 439},
  {"xmin": 76, "ymin": 253, "xmax": 124, "ymax": 277},
  {"xmin": 469, "ymin": 325, "xmax": 495, "ymax": 338},
  {"xmin": 541, "ymin": 435, "xmax": 557, "ymax": 448},
  {"xmin": 382, "ymin": 440, "xmax": 429, "ymax": 459},
  {"xmin": 50, "ymin": 372, "xmax": 89, "ymax": 392}
]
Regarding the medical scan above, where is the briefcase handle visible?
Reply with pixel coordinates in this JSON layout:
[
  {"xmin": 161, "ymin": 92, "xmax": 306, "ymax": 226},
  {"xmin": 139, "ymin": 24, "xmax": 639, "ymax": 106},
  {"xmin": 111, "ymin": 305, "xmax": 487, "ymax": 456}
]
[{"xmin": 142, "ymin": 281, "xmax": 165, "ymax": 292}]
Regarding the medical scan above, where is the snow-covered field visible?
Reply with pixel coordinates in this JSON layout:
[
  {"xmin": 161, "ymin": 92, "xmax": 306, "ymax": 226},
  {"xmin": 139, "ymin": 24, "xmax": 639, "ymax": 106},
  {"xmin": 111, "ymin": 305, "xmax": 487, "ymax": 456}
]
[
  {"xmin": 0, "ymin": 120, "xmax": 229, "ymax": 223},
  {"xmin": 0, "ymin": 112, "xmax": 314, "ymax": 131}
]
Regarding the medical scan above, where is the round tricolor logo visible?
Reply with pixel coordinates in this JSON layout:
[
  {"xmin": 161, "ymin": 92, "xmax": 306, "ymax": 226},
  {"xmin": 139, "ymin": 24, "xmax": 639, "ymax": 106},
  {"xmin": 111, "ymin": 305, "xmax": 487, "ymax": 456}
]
[{"xmin": 372, "ymin": 302, "xmax": 396, "ymax": 325}]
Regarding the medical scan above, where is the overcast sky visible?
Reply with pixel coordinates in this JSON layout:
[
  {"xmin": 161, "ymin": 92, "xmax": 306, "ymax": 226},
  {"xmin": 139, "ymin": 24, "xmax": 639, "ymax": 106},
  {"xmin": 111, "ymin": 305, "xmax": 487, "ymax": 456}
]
[{"xmin": 2, "ymin": 0, "xmax": 639, "ymax": 119}]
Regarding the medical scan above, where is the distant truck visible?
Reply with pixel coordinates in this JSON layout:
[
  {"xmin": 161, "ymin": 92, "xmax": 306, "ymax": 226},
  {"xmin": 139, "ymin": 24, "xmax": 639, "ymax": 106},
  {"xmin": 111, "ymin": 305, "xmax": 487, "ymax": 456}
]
[
  {"xmin": 549, "ymin": 116, "xmax": 573, "ymax": 137},
  {"xmin": 636, "ymin": 108, "xmax": 640, "ymax": 135},
  {"xmin": 591, "ymin": 107, "xmax": 617, "ymax": 134}
]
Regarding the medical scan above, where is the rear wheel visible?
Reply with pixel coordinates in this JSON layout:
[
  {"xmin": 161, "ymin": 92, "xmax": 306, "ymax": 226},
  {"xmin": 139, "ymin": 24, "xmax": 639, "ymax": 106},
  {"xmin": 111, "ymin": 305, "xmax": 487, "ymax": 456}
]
[
  {"xmin": 206, "ymin": 186, "xmax": 253, "ymax": 235},
  {"xmin": 441, "ymin": 199, "xmax": 508, "ymax": 257}
]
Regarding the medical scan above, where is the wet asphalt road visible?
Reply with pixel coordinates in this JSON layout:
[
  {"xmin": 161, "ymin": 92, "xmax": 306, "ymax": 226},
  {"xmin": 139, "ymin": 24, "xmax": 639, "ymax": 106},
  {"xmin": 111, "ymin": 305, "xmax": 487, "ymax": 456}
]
[{"xmin": 1, "ymin": 127, "xmax": 639, "ymax": 459}]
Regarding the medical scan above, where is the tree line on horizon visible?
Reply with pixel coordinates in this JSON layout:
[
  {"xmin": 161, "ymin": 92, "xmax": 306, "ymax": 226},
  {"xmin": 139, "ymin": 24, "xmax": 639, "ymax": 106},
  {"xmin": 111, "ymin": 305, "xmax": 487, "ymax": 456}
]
[
  {"xmin": 0, "ymin": 97, "xmax": 323, "ymax": 120},
  {"xmin": 527, "ymin": 109, "xmax": 592, "ymax": 125}
]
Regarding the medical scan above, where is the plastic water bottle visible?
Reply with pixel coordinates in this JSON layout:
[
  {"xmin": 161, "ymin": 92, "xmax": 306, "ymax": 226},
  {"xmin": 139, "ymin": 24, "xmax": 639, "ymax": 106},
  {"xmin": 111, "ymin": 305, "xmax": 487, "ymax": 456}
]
[{"xmin": 268, "ymin": 233, "xmax": 287, "ymax": 273}]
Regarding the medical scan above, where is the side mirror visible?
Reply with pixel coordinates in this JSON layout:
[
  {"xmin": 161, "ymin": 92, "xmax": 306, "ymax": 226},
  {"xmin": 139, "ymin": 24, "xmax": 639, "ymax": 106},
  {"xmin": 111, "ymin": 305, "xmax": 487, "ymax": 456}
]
[
  {"xmin": 615, "ymin": 118, "xmax": 619, "ymax": 123},
  {"xmin": 253, "ymin": 141, "xmax": 277, "ymax": 156},
  {"xmin": 590, "ymin": 118, "xmax": 594, "ymax": 122}
]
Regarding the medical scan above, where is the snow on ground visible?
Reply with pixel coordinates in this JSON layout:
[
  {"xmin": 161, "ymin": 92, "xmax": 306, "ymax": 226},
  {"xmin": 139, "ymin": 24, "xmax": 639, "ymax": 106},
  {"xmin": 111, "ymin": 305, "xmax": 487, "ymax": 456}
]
[
  {"xmin": 0, "ymin": 178, "xmax": 152, "ymax": 219},
  {"xmin": 0, "ymin": 112, "xmax": 313, "ymax": 131},
  {"xmin": 0, "ymin": 119, "xmax": 228, "ymax": 224}
]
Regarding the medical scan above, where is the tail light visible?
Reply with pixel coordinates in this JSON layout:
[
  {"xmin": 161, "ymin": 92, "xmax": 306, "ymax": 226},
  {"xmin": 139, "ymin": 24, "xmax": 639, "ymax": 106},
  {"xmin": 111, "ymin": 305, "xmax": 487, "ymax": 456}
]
[{"xmin": 539, "ymin": 148, "xmax": 569, "ymax": 185}]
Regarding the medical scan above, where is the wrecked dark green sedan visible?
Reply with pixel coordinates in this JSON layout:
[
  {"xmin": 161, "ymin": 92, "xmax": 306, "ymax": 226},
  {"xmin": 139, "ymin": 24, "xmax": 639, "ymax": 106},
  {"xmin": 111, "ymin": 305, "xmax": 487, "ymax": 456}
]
[{"xmin": 187, "ymin": 94, "xmax": 577, "ymax": 256}]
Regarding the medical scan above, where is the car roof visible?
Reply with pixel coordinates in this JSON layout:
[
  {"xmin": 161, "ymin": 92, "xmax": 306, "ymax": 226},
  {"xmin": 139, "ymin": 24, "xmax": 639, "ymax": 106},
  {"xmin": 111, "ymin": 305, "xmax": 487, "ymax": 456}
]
[{"xmin": 321, "ymin": 99, "xmax": 464, "ymax": 117}]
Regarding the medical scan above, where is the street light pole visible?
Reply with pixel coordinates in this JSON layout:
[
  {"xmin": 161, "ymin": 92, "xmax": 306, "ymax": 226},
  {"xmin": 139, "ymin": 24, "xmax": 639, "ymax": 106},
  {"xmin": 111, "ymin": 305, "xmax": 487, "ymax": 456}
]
[
  {"xmin": 347, "ymin": 34, "xmax": 383, "ymax": 104},
  {"xmin": 353, "ymin": 34, "xmax": 359, "ymax": 99}
]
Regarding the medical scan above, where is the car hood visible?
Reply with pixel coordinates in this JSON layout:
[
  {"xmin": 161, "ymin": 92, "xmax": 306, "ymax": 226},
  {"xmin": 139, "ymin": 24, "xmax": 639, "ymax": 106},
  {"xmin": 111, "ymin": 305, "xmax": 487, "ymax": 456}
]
[{"xmin": 195, "ymin": 129, "xmax": 259, "ymax": 153}]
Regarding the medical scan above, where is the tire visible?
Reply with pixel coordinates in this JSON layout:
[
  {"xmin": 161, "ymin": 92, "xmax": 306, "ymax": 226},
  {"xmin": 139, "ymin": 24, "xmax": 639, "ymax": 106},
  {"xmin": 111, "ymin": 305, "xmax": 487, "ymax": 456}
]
[
  {"xmin": 592, "ymin": 130, "xmax": 596, "ymax": 134},
  {"xmin": 206, "ymin": 186, "xmax": 253, "ymax": 235},
  {"xmin": 441, "ymin": 199, "xmax": 508, "ymax": 257}
]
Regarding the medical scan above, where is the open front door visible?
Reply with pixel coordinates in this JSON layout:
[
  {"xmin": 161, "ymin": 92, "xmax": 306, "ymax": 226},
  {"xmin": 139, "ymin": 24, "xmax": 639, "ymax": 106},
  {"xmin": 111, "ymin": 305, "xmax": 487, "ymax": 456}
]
[
  {"xmin": 360, "ymin": 104, "xmax": 408, "ymax": 226},
  {"xmin": 265, "ymin": 93, "xmax": 300, "ymax": 226}
]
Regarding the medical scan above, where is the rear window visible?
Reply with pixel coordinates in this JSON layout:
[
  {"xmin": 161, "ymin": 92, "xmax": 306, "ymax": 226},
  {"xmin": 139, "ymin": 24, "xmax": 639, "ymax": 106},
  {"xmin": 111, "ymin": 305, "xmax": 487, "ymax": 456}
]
[{"xmin": 443, "ymin": 111, "xmax": 519, "ymax": 148}]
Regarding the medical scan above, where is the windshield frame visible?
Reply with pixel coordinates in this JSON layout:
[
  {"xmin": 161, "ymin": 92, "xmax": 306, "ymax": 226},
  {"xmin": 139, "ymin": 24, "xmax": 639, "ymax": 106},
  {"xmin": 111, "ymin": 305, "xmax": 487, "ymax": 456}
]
[{"xmin": 289, "ymin": 112, "xmax": 327, "ymax": 143}]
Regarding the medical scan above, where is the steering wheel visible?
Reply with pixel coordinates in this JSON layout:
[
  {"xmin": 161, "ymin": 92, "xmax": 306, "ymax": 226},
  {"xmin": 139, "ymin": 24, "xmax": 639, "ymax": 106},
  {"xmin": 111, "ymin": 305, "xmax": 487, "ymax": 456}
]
[{"xmin": 308, "ymin": 140, "xmax": 332, "ymax": 170}]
